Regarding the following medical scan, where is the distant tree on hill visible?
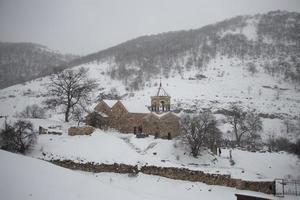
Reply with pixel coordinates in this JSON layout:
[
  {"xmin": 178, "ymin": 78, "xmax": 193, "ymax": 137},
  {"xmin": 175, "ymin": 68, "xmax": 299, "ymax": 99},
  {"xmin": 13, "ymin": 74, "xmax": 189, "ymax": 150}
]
[
  {"xmin": 180, "ymin": 111, "xmax": 221, "ymax": 157},
  {"xmin": 246, "ymin": 62, "xmax": 258, "ymax": 75},
  {"xmin": 0, "ymin": 120, "xmax": 37, "ymax": 154},
  {"xmin": 44, "ymin": 67, "xmax": 97, "ymax": 122}
]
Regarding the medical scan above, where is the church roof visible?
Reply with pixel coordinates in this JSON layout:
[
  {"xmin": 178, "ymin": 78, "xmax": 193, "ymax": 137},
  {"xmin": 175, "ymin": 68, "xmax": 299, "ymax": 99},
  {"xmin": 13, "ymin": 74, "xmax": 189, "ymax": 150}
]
[
  {"xmin": 155, "ymin": 82, "xmax": 169, "ymax": 97},
  {"xmin": 102, "ymin": 99, "xmax": 150, "ymax": 113},
  {"xmin": 103, "ymin": 100, "xmax": 118, "ymax": 107}
]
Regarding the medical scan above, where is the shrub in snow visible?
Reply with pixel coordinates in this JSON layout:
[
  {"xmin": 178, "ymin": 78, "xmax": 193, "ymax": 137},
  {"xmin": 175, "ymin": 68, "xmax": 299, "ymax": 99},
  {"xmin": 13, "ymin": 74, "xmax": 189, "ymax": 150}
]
[
  {"xmin": 267, "ymin": 137, "xmax": 300, "ymax": 156},
  {"xmin": 0, "ymin": 120, "xmax": 37, "ymax": 154},
  {"xmin": 17, "ymin": 104, "xmax": 46, "ymax": 119}
]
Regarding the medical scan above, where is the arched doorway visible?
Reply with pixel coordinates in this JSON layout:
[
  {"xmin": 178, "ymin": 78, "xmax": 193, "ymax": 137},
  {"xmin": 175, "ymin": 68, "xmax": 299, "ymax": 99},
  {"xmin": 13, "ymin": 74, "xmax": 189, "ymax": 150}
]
[{"xmin": 167, "ymin": 132, "xmax": 171, "ymax": 140}]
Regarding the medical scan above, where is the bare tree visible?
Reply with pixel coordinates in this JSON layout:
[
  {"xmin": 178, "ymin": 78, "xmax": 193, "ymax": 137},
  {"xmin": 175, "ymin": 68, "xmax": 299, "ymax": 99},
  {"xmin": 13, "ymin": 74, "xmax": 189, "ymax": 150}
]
[
  {"xmin": 227, "ymin": 104, "xmax": 262, "ymax": 146},
  {"xmin": 227, "ymin": 104, "xmax": 247, "ymax": 146},
  {"xmin": 45, "ymin": 67, "xmax": 97, "ymax": 122},
  {"xmin": 1, "ymin": 120, "xmax": 37, "ymax": 154},
  {"xmin": 244, "ymin": 110, "xmax": 263, "ymax": 145},
  {"xmin": 180, "ymin": 112, "xmax": 221, "ymax": 157}
]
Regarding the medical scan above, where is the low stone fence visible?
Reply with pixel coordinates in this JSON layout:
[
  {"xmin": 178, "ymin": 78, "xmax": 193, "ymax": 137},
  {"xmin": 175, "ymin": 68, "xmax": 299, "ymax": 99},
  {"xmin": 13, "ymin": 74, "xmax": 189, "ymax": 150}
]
[{"xmin": 49, "ymin": 160, "xmax": 274, "ymax": 195}]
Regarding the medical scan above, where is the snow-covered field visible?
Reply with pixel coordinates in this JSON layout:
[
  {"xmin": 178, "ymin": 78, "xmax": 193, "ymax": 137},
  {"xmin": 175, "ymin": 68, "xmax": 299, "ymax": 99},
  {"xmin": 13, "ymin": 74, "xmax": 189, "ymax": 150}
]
[
  {"xmin": 1, "ymin": 150, "xmax": 297, "ymax": 200},
  {"xmin": 30, "ymin": 129, "xmax": 300, "ymax": 181}
]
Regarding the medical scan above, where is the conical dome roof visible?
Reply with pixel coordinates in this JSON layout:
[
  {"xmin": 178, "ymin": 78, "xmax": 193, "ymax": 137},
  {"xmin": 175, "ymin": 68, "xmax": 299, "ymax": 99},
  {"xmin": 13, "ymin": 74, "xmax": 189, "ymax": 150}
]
[{"xmin": 155, "ymin": 82, "xmax": 169, "ymax": 97}]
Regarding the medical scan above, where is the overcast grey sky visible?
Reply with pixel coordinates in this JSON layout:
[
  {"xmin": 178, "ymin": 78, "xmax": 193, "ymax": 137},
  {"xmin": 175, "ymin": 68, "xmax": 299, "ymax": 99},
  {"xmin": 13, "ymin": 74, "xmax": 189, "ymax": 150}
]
[{"xmin": 0, "ymin": 0, "xmax": 300, "ymax": 55}]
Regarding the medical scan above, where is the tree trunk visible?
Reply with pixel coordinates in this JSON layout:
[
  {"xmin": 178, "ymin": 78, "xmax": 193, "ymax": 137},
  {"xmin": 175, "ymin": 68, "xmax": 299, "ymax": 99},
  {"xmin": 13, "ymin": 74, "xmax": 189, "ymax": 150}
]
[
  {"xmin": 65, "ymin": 106, "xmax": 70, "ymax": 122},
  {"xmin": 234, "ymin": 119, "xmax": 240, "ymax": 146}
]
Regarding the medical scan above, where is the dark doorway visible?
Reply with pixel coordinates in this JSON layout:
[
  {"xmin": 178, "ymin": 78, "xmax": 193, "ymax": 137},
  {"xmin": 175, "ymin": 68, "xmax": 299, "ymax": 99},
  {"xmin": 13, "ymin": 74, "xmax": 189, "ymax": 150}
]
[
  {"xmin": 133, "ymin": 127, "xmax": 137, "ymax": 134},
  {"xmin": 154, "ymin": 132, "xmax": 159, "ymax": 139},
  {"xmin": 138, "ymin": 126, "xmax": 143, "ymax": 133},
  {"xmin": 167, "ymin": 132, "xmax": 171, "ymax": 140}
]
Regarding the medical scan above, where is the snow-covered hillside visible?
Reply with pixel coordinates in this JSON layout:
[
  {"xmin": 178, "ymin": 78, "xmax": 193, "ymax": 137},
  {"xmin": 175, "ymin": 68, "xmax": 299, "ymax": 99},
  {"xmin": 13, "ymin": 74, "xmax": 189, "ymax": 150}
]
[
  {"xmin": 0, "ymin": 150, "xmax": 296, "ymax": 200},
  {"xmin": 1, "ymin": 54, "xmax": 299, "ymax": 142}
]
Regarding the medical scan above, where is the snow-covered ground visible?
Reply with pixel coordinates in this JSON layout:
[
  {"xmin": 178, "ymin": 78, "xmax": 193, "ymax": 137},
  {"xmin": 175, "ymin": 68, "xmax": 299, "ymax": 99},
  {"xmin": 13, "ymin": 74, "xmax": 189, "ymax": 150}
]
[
  {"xmin": 0, "ymin": 54, "xmax": 300, "ymax": 199},
  {"xmin": 30, "ymin": 129, "xmax": 300, "ymax": 181},
  {"xmin": 0, "ymin": 150, "xmax": 297, "ymax": 200}
]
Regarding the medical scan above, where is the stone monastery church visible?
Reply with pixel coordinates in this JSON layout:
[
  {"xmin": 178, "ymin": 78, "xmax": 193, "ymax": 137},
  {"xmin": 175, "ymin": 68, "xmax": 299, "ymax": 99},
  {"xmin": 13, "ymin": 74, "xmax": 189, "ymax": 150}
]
[{"xmin": 86, "ymin": 83, "xmax": 180, "ymax": 139}]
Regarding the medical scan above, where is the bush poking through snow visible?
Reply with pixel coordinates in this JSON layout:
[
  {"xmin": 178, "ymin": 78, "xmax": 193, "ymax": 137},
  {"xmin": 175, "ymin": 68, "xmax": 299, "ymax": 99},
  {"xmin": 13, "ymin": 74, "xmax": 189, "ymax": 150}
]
[
  {"xmin": 17, "ymin": 104, "xmax": 46, "ymax": 119},
  {"xmin": 0, "ymin": 120, "xmax": 37, "ymax": 154}
]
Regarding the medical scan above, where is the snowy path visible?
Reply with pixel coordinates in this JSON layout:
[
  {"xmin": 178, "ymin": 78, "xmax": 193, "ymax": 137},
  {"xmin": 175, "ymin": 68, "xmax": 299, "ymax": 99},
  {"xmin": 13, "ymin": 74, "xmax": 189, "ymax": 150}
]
[{"xmin": 120, "ymin": 136, "xmax": 158, "ymax": 155}]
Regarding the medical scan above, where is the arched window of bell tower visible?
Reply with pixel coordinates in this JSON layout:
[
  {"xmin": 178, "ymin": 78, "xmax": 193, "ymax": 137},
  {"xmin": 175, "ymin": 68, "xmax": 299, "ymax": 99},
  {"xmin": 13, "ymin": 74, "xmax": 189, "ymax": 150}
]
[{"xmin": 161, "ymin": 101, "xmax": 165, "ymax": 112}]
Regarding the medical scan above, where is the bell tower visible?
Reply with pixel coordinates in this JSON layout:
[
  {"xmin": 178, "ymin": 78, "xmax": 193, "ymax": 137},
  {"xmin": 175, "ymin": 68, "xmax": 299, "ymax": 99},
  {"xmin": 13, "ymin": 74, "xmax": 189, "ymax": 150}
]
[{"xmin": 151, "ymin": 81, "xmax": 171, "ymax": 112}]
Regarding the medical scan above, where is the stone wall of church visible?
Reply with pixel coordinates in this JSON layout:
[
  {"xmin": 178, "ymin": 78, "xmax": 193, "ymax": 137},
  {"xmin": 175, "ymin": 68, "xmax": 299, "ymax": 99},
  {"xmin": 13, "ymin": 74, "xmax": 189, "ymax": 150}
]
[
  {"xmin": 158, "ymin": 114, "xmax": 181, "ymax": 138},
  {"xmin": 118, "ymin": 113, "xmax": 147, "ymax": 133},
  {"xmin": 89, "ymin": 100, "xmax": 181, "ymax": 139}
]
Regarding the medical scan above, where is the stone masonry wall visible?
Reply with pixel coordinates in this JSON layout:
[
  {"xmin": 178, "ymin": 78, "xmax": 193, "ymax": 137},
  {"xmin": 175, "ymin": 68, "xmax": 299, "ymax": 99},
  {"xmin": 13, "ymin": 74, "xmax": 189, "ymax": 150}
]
[{"xmin": 49, "ymin": 160, "xmax": 274, "ymax": 195}]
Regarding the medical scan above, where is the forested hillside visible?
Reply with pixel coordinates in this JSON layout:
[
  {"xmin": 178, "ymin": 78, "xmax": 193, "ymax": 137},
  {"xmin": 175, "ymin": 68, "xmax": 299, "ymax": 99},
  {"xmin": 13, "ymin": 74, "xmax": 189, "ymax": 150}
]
[
  {"xmin": 69, "ymin": 10, "xmax": 300, "ymax": 90},
  {"xmin": 0, "ymin": 42, "xmax": 78, "ymax": 88}
]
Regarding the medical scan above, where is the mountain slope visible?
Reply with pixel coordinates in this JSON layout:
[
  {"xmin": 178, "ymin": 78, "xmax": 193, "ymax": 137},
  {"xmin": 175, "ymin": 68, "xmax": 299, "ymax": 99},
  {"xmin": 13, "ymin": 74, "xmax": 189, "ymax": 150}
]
[
  {"xmin": 0, "ymin": 10, "xmax": 299, "ymax": 143},
  {"xmin": 0, "ymin": 42, "xmax": 78, "ymax": 89},
  {"xmin": 68, "ymin": 10, "xmax": 300, "ymax": 90}
]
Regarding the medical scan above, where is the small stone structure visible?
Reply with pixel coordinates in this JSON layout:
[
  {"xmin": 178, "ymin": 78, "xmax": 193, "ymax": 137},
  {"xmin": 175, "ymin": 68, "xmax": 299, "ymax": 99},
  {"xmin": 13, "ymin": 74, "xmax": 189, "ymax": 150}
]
[
  {"xmin": 86, "ymin": 83, "xmax": 181, "ymax": 139},
  {"xmin": 68, "ymin": 126, "xmax": 95, "ymax": 136}
]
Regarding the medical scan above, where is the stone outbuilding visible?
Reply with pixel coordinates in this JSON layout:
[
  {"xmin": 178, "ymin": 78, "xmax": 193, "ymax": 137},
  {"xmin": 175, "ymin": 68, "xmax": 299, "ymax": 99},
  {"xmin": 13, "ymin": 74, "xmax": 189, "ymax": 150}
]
[{"xmin": 86, "ymin": 83, "xmax": 180, "ymax": 139}]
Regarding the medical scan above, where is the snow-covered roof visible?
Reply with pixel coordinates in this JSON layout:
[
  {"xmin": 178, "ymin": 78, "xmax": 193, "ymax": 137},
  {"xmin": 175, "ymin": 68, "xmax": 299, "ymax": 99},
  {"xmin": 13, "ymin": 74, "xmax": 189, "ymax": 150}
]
[
  {"xmin": 121, "ymin": 100, "xmax": 150, "ymax": 113},
  {"xmin": 103, "ymin": 100, "xmax": 118, "ymax": 108},
  {"xmin": 151, "ymin": 111, "xmax": 179, "ymax": 119},
  {"xmin": 101, "ymin": 99, "xmax": 150, "ymax": 113},
  {"xmin": 95, "ymin": 111, "xmax": 109, "ymax": 118}
]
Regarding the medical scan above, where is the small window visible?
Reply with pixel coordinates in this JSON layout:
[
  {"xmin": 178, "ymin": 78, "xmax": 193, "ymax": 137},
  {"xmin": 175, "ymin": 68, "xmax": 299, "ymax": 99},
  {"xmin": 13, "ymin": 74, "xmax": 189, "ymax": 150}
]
[{"xmin": 161, "ymin": 101, "xmax": 165, "ymax": 111}]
